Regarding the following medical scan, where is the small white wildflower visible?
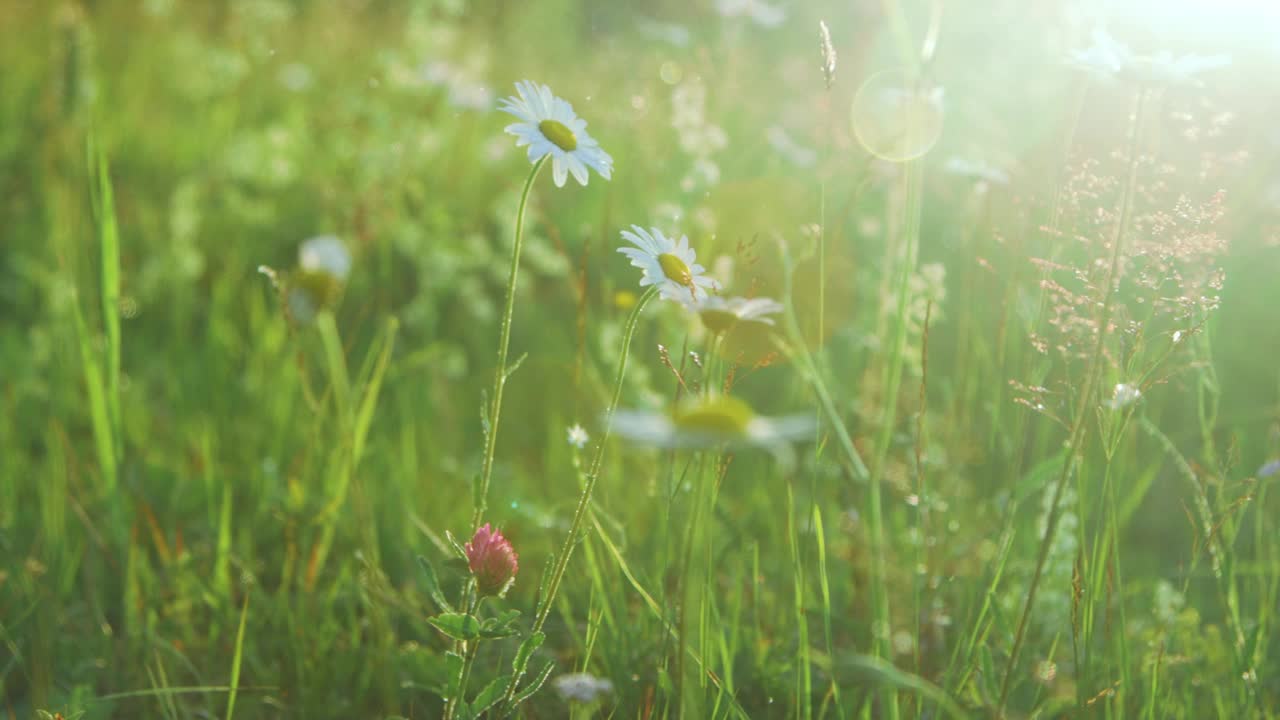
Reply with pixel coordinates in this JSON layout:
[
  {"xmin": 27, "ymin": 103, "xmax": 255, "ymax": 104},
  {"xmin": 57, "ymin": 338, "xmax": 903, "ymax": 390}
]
[
  {"xmin": 284, "ymin": 236, "xmax": 350, "ymax": 323},
  {"xmin": 1106, "ymin": 383, "xmax": 1142, "ymax": 410},
  {"xmin": 499, "ymin": 80, "xmax": 613, "ymax": 187},
  {"xmin": 617, "ymin": 225, "xmax": 719, "ymax": 304},
  {"xmin": 1153, "ymin": 579, "xmax": 1186, "ymax": 625},
  {"xmin": 299, "ymin": 235, "xmax": 351, "ymax": 281},
  {"xmin": 566, "ymin": 424, "xmax": 590, "ymax": 449},
  {"xmin": 553, "ymin": 672, "xmax": 614, "ymax": 704}
]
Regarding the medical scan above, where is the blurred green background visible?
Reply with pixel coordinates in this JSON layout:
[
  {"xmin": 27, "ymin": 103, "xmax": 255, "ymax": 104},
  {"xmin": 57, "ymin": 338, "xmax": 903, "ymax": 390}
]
[{"xmin": 2, "ymin": 0, "xmax": 1279, "ymax": 717}]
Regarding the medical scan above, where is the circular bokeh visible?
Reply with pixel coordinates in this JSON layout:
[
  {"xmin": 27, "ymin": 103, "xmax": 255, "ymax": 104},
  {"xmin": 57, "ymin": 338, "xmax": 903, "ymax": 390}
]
[{"xmin": 851, "ymin": 69, "xmax": 945, "ymax": 162}]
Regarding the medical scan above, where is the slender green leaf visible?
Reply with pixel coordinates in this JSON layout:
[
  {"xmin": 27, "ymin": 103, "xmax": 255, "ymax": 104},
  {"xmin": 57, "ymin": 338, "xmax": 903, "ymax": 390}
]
[
  {"xmin": 224, "ymin": 592, "xmax": 250, "ymax": 720},
  {"xmin": 417, "ymin": 555, "xmax": 454, "ymax": 612}
]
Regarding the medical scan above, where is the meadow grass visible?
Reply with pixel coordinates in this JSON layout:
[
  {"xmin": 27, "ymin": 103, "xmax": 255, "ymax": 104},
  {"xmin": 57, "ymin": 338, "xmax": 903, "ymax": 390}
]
[{"xmin": 2, "ymin": 1, "xmax": 1279, "ymax": 718}]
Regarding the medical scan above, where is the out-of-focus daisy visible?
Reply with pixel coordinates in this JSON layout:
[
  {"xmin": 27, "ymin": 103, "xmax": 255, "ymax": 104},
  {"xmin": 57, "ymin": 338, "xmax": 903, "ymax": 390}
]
[
  {"xmin": 1067, "ymin": 28, "xmax": 1129, "ymax": 78},
  {"xmin": 637, "ymin": 18, "xmax": 691, "ymax": 47},
  {"xmin": 612, "ymin": 395, "xmax": 813, "ymax": 449},
  {"xmin": 715, "ymin": 0, "xmax": 785, "ymax": 28},
  {"xmin": 553, "ymin": 672, "xmax": 614, "ymax": 704},
  {"xmin": 287, "ymin": 235, "xmax": 350, "ymax": 322},
  {"xmin": 944, "ymin": 156, "xmax": 1010, "ymax": 186},
  {"xmin": 693, "ymin": 295, "xmax": 785, "ymax": 334},
  {"xmin": 499, "ymin": 80, "xmax": 613, "ymax": 187},
  {"xmin": 421, "ymin": 61, "xmax": 493, "ymax": 111},
  {"xmin": 566, "ymin": 423, "xmax": 590, "ymax": 449},
  {"xmin": 618, "ymin": 225, "xmax": 719, "ymax": 304},
  {"xmin": 299, "ymin": 235, "xmax": 351, "ymax": 280},
  {"xmin": 766, "ymin": 126, "xmax": 818, "ymax": 168},
  {"xmin": 1067, "ymin": 29, "xmax": 1230, "ymax": 87}
]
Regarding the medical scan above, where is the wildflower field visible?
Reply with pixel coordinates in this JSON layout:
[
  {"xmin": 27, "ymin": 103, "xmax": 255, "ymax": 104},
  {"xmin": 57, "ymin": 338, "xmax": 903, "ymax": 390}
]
[{"xmin": 4, "ymin": 0, "xmax": 1280, "ymax": 717}]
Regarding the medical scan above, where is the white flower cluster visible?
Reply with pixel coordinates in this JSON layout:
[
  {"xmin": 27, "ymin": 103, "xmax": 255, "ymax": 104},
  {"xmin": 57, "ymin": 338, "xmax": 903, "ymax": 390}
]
[{"xmin": 553, "ymin": 673, "xmax": 614, "ymax": 704}]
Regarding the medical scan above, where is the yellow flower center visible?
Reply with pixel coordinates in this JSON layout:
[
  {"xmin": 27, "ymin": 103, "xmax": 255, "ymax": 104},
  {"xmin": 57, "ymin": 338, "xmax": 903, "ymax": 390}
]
[
  {"xmin": 672, "ymin": 396, "xmax": 755, "ymax": 437},
  {"xmin": 294, "ymin": 268, "xmax": 343, "ymax": 306},
  {"xmin": 699, "ymin": 309, "xmax": 738, "ymax": 335},
  {"xmin": 538, "ymin": 119, "xmax": 578, "ymax": 152},
  {"xmin": 658, "ymin": 252, "xmax": 694, "ymax": 288}
]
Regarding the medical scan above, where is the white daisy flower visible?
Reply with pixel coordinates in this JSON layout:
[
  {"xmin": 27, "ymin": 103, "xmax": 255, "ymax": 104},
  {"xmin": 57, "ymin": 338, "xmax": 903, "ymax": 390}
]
[
  {"xmin": 618, "ymin": 225, "xmax": 719, "ymax": 304},
  {"xmin": 1067, "ymin": 29, "xmax": 1230, "ymax": 87},
  {"xmin": 499, "ymin": 80, "xmax": 613, "ymax": 187},
  {"xmin": 612, "ymin": 395, "xmax": 813, "ymax": 450},
  {"xmin": 298, "ymin": 235, "xmax": 351, "ymax": 281},
  {"xmin": 1066, "ymin": 28, "xmax": 1129, "ymax": 79},
  {"xmin": 285, "ymin": 235, "xmax": 351, "ymax": 323},
  {"xmin": 692, "ymin": 295, "xmax": 785, "ymax": 334},
  {"xmin": 566, "ymin": 423, "xmax": 590, "ymax": 449},
  {"xmin": 766, "ymin": 126, "xmax": 818, "ymax": 168},
  {"xmin": 714, "ymin": 0, "xmax": 785, "ymax": 28},
  {"xmin": 943, "ymin": 156, "xmax": 1010, "ymax": 186}
]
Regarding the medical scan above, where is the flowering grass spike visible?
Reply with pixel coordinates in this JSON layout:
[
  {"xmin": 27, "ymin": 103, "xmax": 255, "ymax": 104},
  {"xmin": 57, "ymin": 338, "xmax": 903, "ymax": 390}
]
[{"xmin": 499, "ymin": 80, "xmax": 613, "ymax": 187}]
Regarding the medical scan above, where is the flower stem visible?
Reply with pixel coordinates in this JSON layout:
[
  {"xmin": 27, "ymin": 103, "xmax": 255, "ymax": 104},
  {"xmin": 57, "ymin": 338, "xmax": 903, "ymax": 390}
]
[
  {"xmin": 997, "ymin": 88, "xmax": 1148, "ymax": 712},
  {"xmin": 444, "ymin": 593, "xmax": 481, "ymax": 720},
  {"xmin": 499, "ymin": 285, "xmax": 658, "ymax": 713},
  {"xmin": 471, "ymin": 156, "xmax": 547, "ymax": 532}
]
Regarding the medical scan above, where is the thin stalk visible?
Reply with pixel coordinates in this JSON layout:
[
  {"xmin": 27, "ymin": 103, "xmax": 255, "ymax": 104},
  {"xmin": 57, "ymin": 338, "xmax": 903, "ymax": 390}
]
[
  {"xmin": 444, "ymin": 592, "xmax": 481, "ymax": 720},
  {"xmin": 912, "ymin": 302, "xmax": 933, "ymax": 688},
  {"xmin": 997, "ymin": 89, "xmax": 1148, "ymax": 712},
  {"xmin": 471, "ymin": 156, "xmax": 548, "ymax": 531},
  {"xmin": 499, "ymin": 285, "xmax": 658, "ymax": 712},
  {"xmin": 677, "ymin": 451, "xmax": 712, "ymax": 717},
  {"xmin": 862, "ymin": 147, "xmax": 925, "ymax": 720}
]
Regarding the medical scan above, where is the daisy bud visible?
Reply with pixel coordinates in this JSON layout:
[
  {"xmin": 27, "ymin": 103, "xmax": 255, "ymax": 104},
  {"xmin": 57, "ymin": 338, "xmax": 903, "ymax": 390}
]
[{"xmin": 465, "ymin": 524, "xmax": 519, "ymax": 597}]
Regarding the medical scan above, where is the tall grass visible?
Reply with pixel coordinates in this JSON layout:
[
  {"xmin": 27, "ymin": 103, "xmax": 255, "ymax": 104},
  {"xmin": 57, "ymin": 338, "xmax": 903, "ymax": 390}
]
[{"xmin": 2, "ymin": 2, "xmax": 1277, "ymax": 719}]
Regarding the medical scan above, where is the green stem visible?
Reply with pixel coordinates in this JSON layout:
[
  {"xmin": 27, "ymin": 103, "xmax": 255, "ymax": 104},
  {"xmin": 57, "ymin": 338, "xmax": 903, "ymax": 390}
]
[
  {"xmin": 444, "ymin": 593, "xmax": 481, "ymax": 720},
  {"xmin": 499, "ymin": 285, "xmax": 658, "ymax": 713},
  {"xmin": 471, "ymin": 156, "xmax": 547, "ymax": 531},
  {"xmin": 997, "ymin": 88, "xmax": 1147, "ymax": 713}
]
